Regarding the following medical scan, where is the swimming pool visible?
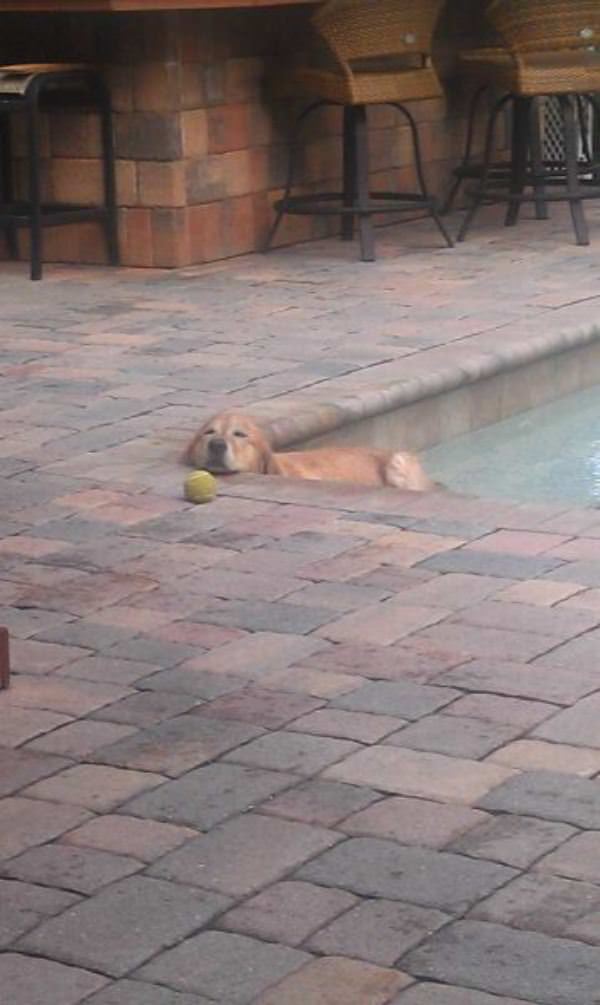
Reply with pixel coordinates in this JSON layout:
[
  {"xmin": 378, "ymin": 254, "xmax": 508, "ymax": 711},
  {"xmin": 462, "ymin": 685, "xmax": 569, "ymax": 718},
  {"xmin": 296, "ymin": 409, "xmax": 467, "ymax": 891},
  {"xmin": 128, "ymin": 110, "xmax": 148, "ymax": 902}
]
[{"xmin": 423, "ymin": 384, "xmax": 600, "ymax": 506}]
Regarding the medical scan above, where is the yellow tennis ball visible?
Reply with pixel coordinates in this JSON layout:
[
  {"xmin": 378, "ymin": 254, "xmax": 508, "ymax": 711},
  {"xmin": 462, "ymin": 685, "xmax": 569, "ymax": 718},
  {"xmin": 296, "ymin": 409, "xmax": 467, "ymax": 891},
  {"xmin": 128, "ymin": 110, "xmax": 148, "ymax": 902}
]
[{"xmin": 184, "ymin": 470, "xmax": 217, "ymax": 504}]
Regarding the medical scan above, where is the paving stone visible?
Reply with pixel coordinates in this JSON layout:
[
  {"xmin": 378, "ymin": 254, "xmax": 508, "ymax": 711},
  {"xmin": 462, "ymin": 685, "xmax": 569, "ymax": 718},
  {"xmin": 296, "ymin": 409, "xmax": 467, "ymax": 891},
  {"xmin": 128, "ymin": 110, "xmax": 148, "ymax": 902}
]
[
  {"xmin": 25, "ymin": 720, "xmax": 138, "ymax": 758},
  {"xmin": 444, "ymin": 693, "xmax": 558, "ymax": 729},
  {"xmin": 90, "ymin": 690, "xmax": 200, "ymax": 727},
  {"xmin": 386, "ymin": 714, "xmax": 520, "ymax": 758},
  {"xmin": 324, "ymin": 745, "xmax": 515, "ymax": 804},
  {"xmin": 317, "ymin": 601, "xmax": 448, "ymax": 646},
  {"xmin": 259, "ymin": 957, "xmax": 412, "ymax": 1005},
  {"xmin": 392, "ymin": 985, "xmax": 531, "ymax": 1005},
  {"xmin": 560, "ymin": 586, "xmax": 600, "ymax": 611},
  {"xmin": 196, "ymin": 599, "xmax": 335, "ymax": 634},
  {"xmin": 285, "ymin": 580, "xmax": 391, "ymax": 612},
  {"xmin": 545, "ymin": 560, "xmax": 600, "ymax": 587},
  {"xmin": 91, "ymin": 714, "xmax": 263, "ymax": 777},
  {"xmin": 83, "ymin": 980, "xmax": 214, "ymax": 1005},
  {"xmin": 297, "ymin": 838, "xmax": 515, "ymax": 913},
  {"xmin": 135, "ymin": 667, "xmax": 248, "ymax": 699},
  {"xmin": 260, "ymin": 665, "xmax": 363, "ymax": 697},
  {"xmin": 34, "ymin": 620, "xmax": 133, "ymax": 651},
  {"xmin": 55, "ymin": 655, "xmax": 160, "ymax": 685},
  {"xmin": 381, "ymin": 572, "xmax": 511, "ymax": 610},
  {"xmin": 418, "ymin": 550, "xmax": 565, "ymax": 580},
  {"xmin": 122, "ymin": 762, "xmax": 296, "ymax": 829},
  {"xmin": 331, "ymin": 680, "xmax": 460, "ymax": 719},
  {"xmin": 220, "ymin": 880, "xmax": 357, "ymax": 946},
  {"xmin": 288, "ymin": 708, "xmax": 405, "ymax": 743},
  {"xmin": 2, "ymin": 673, "xmax": 132, "ymax": 716},
  {"xmin": 341, "ymin": 789, "xmax": 489, "ymax": 845},
  {"xmin": 450, "ymin": 599, "xmax": 598, "ymax": 638},
  {"xmin": 180, "ymin": 631, "xmax": 327, "ymax": 678},
  {"xmin": 135, "ymin": 930, "xmax": 309, "ymax": 1003},
  {"xmin": 478, "ymin": 771, "xmax": 600, "ymax": 828},
  {"xmin": 0, "ymin": 798, "xmax": 91, "ymax": 861},
  {"xmin": 448, "ymin": 815, "xmax": 575, "ymax": 869},
  {"xmin": 496, "ymin": 579, "xmax": 583, "ymax": 606},
  {"xmin": 18, "ymin": 875, "xmax": 229, "ymax": 977},
  {"xmin": 150, "ymin": 812, "xmax": 340, "ymax": 896},
  {"xmin": 565, "ymin": 911, "xmax": 600, "ymax": 945},
  {"xmin": 487, "ymin": 739, "xmax": 600, "ymax": 777},
  {"xmin": 260, "ymin": 778, "xmax": 380, "ymax": 827},
  {"xmin": 8, "ymin": 637, "xmax": 92, "ymax": 675},
  {"xmin": 437, "ymin": 659, "xmax": 600, "ymax": 705},
  {"xmin": 191, "ymin": 687, "xmax": 324, "ymax": 728},
  {"xmin": 0, "ymin": 878, "xmax": 80, "ymax": 947},
  {"xmin": 104, "ymin": 637, "xmax": 195, "ymax": 667},
  {"xmin": 414, "ymin": 622, "xmax": 555, "ymax": 662},
  {"xmin": 307, "ymin": 899, "xmax": 450, "ymax": 965},
  {"xmin": 0, "ymin": 706, "xmax": 72, "ymax": 748},
  {"xmin": 0, "ymin": 953, "xmax": 108, "ymax": 1005},
  {"xmin": 302, "ymin": 642, "xmax": 467, "ymax": 681},
  {"xmin": 2, "ymin": 844, "xmax": 142, "ymax": 894},
  {"xmin": 532, "ymin": 693, "xmax": 600, "ymax": 748},
  {"xmin": 0, "ymin": 748, "xmax": 71, "ymax": 797},
  {"xmin": 223, "ymin": 730, "xmax": 359, "ymax": 775},
  {"xmin": 535, "ymin": 832, "xmax": 600, "ymax": 883},
  {"xmin": 404, "ymin": 919, "xmax": 600, "ymax": 1004},
  {"xmin": 22, "ymin": 764, "xmax": 165, "ymax": 812},
  {"xmin": 62, "ymin": 813, "xmax": 196, "ymax": 861}
]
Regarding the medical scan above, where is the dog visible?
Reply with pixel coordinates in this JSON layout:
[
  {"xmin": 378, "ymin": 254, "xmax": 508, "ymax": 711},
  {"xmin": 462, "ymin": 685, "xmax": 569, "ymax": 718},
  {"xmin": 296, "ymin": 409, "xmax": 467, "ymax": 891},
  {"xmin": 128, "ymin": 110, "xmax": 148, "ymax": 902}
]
[{"xmin": 184, "ymin": 412, "xmax": 435, "ymax": 491}]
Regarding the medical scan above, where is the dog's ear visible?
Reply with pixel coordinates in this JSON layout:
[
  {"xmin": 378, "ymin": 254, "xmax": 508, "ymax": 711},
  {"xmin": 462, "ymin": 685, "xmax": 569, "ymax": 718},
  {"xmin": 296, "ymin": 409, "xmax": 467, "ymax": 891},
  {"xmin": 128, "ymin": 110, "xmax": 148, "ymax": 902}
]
[
  {"xmin": 241, "ymin": 420, "xmax": 275, "ymax": 474},
  {"xmin": 252, "ymin": 430, "xmax": 276, "ymax": 474},
  {"xmin": 182, "ymin": 431, "xmax": 201, "ymax": 467}
]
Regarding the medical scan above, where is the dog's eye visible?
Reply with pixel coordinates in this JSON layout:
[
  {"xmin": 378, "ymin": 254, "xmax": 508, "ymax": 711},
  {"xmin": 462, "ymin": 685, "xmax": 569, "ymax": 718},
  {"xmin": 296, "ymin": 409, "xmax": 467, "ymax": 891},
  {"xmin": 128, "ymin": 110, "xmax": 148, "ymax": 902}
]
[
  {"xmin": 204, "ymin": 428, "xmax": 215, "ymax": 436},
  {"xmin": 233, "ymin": 430, "xmax": 248, "ymax": 438}
]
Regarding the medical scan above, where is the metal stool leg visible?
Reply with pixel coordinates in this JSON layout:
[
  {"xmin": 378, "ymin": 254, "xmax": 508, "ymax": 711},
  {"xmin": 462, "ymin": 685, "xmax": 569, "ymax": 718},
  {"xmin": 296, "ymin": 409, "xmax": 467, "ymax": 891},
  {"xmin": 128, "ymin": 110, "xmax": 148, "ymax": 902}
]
[
  {"xmin": 391, "ymin": 101, "xmax": 453, "ymax": 247},
  {"xmin": 0, "ymin": 115, "xmax": 18, "ymax": 259},
  {"xmin": 98, "ymin": 78, "xmax": 119, "ymax": 265},
  {"xmin": 529, "ymin": 96, "xmax": 549, "ymax": 220},
  {"xmin": 353, "ymin": 104, "xmax": 375, "ymax": 262},
  {"xmin": 505, "ymin": 96, "xmax": 530, "ymax": 226},
  {"xmin": 443, "ymin": 84, "xmax": 488, "ymax": 215},
  {"xmin": 457, "ymin": 93, "xmax": 512, "ymax": 242},
  {"xmin": 263, "ymin": 99, "xmax": 327, "ymax": 252},
  {"xmin": 26, "ymin": 93, "xmax": 43, "ymax": 281},
  {"xmin": 341, "ymin": 105, "xmax": 356, "ymax": 241},
  {"xmin": 561, "ymin": 93, "xmax": 589, "ymax": 246}
]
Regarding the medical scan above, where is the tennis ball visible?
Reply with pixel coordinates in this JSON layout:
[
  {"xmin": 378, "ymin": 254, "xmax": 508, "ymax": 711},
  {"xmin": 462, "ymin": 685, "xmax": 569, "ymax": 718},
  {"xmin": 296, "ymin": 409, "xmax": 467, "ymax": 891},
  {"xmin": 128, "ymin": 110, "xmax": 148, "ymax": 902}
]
[{"xmin": 184, "ymin": 470, "xmax": 217, "ymax": 504}]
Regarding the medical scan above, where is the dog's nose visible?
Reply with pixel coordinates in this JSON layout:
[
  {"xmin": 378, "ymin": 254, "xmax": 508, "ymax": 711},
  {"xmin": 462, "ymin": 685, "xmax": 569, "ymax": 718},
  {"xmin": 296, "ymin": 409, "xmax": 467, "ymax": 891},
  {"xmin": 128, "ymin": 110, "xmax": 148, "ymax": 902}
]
[{"xmin": 208, "ymin": 437, "xmax": 227, "ymax": 456}]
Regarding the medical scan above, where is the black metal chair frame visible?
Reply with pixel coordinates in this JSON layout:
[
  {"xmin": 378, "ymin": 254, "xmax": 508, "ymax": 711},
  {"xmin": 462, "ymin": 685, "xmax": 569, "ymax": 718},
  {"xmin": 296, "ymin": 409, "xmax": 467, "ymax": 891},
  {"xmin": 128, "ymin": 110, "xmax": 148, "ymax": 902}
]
[
  {"xmin": 0, "ymin": 69, "xmax": 118, "ymax": 280},
  {"xmin": 264, "ymin": 99, "xmax": 453, "ymax": 262},
  {"xmin": 444, "ymin": 84, "xmax": 598, "ymax": 218},
  {"xmin": 454, "ymin": 88, "xmax": 600, "ymax": 246}
]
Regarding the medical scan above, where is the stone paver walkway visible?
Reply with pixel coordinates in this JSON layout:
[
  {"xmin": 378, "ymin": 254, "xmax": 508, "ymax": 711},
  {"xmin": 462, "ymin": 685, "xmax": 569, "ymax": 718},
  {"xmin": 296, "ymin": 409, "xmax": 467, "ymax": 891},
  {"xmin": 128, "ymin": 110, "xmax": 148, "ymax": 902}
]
[{"xmin": 2, "ymin": 207, "xmax": 600, "ymax": 1005}]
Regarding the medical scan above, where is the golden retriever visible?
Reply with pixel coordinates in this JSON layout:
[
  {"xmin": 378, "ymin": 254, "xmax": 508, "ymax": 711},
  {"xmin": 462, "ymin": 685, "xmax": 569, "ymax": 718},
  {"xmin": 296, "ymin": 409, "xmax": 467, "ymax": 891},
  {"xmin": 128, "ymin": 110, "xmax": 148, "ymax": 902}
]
[{"xmin": 184, "ymin": 412, "xmax": 435, "ymax": 491}]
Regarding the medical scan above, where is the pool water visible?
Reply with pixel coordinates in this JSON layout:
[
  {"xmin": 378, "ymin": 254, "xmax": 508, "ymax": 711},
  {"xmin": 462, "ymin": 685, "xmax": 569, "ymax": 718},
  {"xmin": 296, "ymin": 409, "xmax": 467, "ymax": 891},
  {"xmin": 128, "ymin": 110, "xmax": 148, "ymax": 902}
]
[{"xmin": 423, "ymin": 384, "xmax": 600, "ymax": 506}]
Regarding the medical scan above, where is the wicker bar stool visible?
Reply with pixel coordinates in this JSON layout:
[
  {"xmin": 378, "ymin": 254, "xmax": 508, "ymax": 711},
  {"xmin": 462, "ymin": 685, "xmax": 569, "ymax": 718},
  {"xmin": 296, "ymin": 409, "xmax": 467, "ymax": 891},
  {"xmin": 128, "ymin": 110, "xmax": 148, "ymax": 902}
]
[
  {"xmin": 0, "ymin": 63, "xmax": 118, "ymax": 280},
  {"xmin": 456, "ymin": 0, "xmax": 600, "ymax": 246},
  {"xmin": 264, "ymin": 0, "xmax": 453, "ymax": 261}
]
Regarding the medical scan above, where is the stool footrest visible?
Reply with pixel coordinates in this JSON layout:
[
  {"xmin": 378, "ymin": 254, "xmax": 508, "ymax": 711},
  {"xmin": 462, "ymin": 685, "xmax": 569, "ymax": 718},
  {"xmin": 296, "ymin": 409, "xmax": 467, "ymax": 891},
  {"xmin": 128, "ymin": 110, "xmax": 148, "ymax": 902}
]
[
  {"xmin": 276, "ymin": 191, "xmax": 437, "ymax": 216},
  {"xmin": 0, "ymin": 202, "xmax": 108, "ymax": 225}
]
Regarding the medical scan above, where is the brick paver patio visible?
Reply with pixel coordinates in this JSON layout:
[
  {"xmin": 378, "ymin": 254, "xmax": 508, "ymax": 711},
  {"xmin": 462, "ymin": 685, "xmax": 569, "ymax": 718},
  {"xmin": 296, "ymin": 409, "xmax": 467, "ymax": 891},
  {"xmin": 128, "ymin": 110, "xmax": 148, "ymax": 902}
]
[{"xmin": 2, "ymin": 206, "xmax": 600, "ymax": 1004}]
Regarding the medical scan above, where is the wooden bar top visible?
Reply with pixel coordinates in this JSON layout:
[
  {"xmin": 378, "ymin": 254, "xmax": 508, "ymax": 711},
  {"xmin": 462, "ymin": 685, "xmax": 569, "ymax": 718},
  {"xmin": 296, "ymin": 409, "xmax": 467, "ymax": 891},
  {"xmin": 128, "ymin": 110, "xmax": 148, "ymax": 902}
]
[{"xmin": 1, "ymin": 0, "xmax": 314, "ymax": 10}]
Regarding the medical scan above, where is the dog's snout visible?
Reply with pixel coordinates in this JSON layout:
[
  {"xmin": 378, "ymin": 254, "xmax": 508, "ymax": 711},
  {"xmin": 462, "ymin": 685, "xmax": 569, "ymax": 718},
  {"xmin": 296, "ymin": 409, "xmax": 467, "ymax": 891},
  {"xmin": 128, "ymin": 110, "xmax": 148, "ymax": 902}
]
[{"xmin": 208, "ymin": 436, "xmax": 227, "ymax": 455}]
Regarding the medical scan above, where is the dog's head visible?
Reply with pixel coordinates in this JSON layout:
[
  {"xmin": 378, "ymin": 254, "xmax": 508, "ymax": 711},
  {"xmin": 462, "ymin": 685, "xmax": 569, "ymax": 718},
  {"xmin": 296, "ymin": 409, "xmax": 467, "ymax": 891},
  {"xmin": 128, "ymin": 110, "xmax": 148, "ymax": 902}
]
[{"xmin": 184, "ymin": 412, "xmax": 273, "ymax": 474}]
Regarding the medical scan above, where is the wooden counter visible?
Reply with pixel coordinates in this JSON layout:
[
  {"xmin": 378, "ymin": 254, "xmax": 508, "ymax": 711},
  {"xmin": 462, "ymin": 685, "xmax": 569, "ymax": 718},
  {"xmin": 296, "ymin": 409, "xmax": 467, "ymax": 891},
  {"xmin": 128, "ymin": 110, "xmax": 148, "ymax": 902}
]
[{"xmin": 1, "ymin": 0, "xmax": 312, "ymax": 10}]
